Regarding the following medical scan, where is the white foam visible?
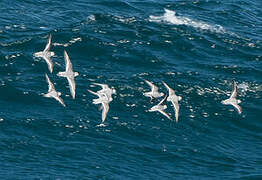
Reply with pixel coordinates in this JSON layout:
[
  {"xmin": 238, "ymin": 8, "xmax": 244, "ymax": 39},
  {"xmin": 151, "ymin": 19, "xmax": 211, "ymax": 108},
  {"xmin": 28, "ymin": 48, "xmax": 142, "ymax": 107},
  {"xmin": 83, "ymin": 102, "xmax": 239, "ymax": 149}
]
[
  {"xmin": 238, "ymin": 83, "xmax": 249, "ymax": 91},
  {"xmin": 149, "ymin": 9, "xmax": 226, "ymax": 33},
  {"xmin": 87, "ymin": 15, "xmax": 96, "ymax": 21},
  {"xmin": 53, "ymin": 37, "xmax": 82, "ymax": 47}
]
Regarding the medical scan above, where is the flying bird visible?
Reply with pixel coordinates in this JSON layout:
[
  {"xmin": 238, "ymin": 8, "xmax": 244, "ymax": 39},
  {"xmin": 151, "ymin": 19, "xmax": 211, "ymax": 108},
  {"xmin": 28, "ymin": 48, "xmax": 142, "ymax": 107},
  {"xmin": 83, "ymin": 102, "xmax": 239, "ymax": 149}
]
[
  {"xmin": 92, "ymin": 83, "xmax": 116, "ymax": 101},
  {"xmin": 43, "ymin": 74, "xmax": 65, "ymax": 107},
  {"xmin": 88, "ymin": 89, "xmax": 112, "ymax": 126},
  {"xmin": 57, "ymin": 50, "xmax": 79, "ymax": 99},
  {"xmin": 163, "ymin": 81, "xmax": 182, "ymax": 122},
  {"xmin": 148, "ymin": 94, "xmax": 171, "ymax": 120},
  {"xmin": 143, "ymin": 80, "xmax": 164, "ymax": 101},
  {"xmin": 221, "ymin": 80, "xmax": 242, "ymax": 114},
  {"xmin": 34, "ymin": 34, "xmax": 55, "ymax": 73}
]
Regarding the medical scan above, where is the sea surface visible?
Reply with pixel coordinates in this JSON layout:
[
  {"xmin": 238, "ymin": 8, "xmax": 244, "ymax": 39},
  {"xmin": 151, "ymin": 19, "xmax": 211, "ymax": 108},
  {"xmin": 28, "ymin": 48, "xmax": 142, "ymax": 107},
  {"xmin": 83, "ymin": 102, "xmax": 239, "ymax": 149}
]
[{"xmin": 0, "ymin": 0, "xmax": 262, "ymax": 179}]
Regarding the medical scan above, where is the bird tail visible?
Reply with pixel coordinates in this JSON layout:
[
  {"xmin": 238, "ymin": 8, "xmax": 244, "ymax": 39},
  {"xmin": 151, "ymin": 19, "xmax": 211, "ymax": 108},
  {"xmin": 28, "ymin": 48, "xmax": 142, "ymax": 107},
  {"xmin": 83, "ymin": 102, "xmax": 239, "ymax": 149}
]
[{"xmin": 57, "ymin": 72, "xmax": 66, "ymax": 77}]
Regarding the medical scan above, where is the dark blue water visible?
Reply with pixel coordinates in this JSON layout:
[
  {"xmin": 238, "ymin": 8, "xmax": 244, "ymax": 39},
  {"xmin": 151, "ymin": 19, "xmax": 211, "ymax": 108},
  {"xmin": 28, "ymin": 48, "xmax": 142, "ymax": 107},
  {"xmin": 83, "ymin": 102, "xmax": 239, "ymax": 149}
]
[{"xmin": 0, "ymin": 0, "xmax": 262, "ymax": 179}]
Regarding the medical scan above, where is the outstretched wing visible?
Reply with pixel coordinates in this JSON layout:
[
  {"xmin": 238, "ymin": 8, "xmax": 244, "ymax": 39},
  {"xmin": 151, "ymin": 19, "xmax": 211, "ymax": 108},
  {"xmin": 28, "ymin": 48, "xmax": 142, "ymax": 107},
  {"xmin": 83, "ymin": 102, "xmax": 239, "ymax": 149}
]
[
  {"xmin": 232, "ymin": 103, "xmax": 242, "ymax": 114},
  {"xmin": 64, "ymin": 50, "xmax": 73, "ymax": 72},
  {"xmin": 43, "ymin": 56, "xmax": 53, "ymax": 73},
  {"xmin": 162, "ymin": 81, "xmax": 174, "ymax": 96},
  {"xmin": 92, "ymin": 82, "xmax": 108, "ymax": 89},
  {"xmin": 171, "ymin": 101, "xmax": 180, "ymax": 122},
  {"xmin": 44, "ymin": 34, "xmax": 52, "ymax": 52},
  {"xmin": 158, "ymin": 94, "xmax": 168, "ymax": 105},
  {"xmin": 87, "ymin": 89, "xmax": 99, "ymax": 97},
  {"xmin": 230, "ymin": 80, "xmax": 238, "ymax": 98},
  {"xmin": 145, "ymin": 80, "xmax": 158, "ymax": 92},
  {"xmin": 101, "ymin": 102, "xmax": 109, "ymax": 123},
  {"xmin": 158, "ymin": 109, "xmax": 172, "ymax": 120},
  {"xmin": 45, "ymin": 74, "xmax": 55, "ymax": 92},
  {"xmin": 67, "ymin": 77, "xmax": 76, "ymax": 99},
  {"xmin": 55, "ymin": 96, "xmax": 66, "ymax": 107}
]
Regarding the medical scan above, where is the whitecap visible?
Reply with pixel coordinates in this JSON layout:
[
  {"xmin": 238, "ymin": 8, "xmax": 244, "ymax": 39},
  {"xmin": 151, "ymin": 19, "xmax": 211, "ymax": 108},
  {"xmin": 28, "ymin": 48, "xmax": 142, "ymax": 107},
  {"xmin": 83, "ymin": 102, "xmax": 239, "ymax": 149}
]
[
  {"xmin": 149, "ymin": 9, "xmax": 226, "ymax": 33},
  {"xmin": 238, "ymin": 83, "xmax": 249, "ymax": 91},
  {"xmin": 86, "ymin": 15, "xmax": 96, "ymax": 22},
  {"xmin": 53, "ymin": 37, "xmax": 82, "ymax": 47}
]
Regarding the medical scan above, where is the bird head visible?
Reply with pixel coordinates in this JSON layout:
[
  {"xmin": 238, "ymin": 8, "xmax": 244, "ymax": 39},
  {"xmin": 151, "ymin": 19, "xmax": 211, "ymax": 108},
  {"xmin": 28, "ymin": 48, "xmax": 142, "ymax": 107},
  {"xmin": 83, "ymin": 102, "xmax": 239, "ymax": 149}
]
[
  {"xmin": 74, "ymin": 72, "xmax": 79, "ymax": 77},
  {"xmin": 112, "ymin": 88, "xmax": 116, "ymax": 94}
]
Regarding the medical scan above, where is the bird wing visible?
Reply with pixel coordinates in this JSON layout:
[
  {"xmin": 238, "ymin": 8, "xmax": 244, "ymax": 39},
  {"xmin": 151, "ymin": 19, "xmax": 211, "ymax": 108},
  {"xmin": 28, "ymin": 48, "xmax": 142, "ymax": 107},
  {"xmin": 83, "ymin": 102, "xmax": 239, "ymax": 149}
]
[
  {"xmin": 230, "ymin": 80, "xmax": 238, "ymax": 98},
  {"xmin": 232, "ymin": 103, "xmax": 242, "ymax": 114},
  {"xmin": 45, "ymin": 74, "xmax": 55, "ymax": 92},
  {"xmin": 158, "ymin": 94, "xmax": 168, "ymax": 105},
  {"xmin": 162, "ymin": 81, "xmax": 174, "ymax": 96},
  {"xmin": 44, "ymin": 34, "xmax": 52, "ymax": 52},
  {"xmin": 101, "ymin": 102, "xmax": 109, "ymax": 123},
  {"xmin": 145, "ymin": 80, "xmax": 158, "ymax": 92},
  {"xmin": 43, "ymin": 56, "xmax": 53, "ymax": 73},
  {"xmin": 92, "ymin": 82, "xmax": 108, "ymax": 89},
  {"xmin": 171, "ymin": 101, "xmax": 180, "ymax": 122},
  {"xmin": 55, "ymin": 96, "xmax": 66, "ymax": 107},
  {"xmin": 64, "ymin": 50, "xmax": 73, "ymax": 72},
  {"xmin": 67, "ymin": 77, "xmax": 76, "ymax": 99},
  {"xmin": 158, "ymin": 109, "xmax": 172, "ymax": 120},
  {"xmin": 88, "ymin": 89, "xmax": 100, "ymax": 97}
]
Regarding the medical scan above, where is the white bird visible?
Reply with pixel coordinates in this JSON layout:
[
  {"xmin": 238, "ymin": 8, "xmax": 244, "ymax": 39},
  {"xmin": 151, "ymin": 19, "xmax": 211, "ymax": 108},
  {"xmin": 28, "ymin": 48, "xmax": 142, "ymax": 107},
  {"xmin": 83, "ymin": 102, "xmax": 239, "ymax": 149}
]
[
  {"xmin": 92, "ymin": 83, "xmax": 116, "ymax": 101},
  {"xmin": 221, "ymin": 80, "xmax": 242, "ymax": 114},
  {"xmin": 148, "ymin": 94, "xmax": 171, "ymax": 120},
  {"xmin": 163, "ymin": 81, "xmax": 182, "ymax": 122},
  {"xmin": 57, "ymin": 50, "xmax": 79, "ymax": 99},
  {"xmin": 143, "ymin": 80, "xmax": 164, "ymax": 101},
  {"xmin": 88, "ymin": 89, "xmax": 111, "ymax": 126},
  {"xmin": 88, "ymin": 89, "xmax": 112, "ymax": 103},
  {"xmin": 43, "ymin": 74, "xmax": 65, "ymax": 107},
  {"xmin": 34, "ymin": 34, "xmax": 55, "ymax": 73}
]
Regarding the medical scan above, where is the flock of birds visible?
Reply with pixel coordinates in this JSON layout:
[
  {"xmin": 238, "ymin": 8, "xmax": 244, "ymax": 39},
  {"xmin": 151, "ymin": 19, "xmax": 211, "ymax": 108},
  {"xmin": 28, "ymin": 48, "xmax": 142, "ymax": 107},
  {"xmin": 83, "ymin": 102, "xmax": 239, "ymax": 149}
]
[{"xmin": 33, "ymin": 34, "xmax": 242, "ymax": 126}]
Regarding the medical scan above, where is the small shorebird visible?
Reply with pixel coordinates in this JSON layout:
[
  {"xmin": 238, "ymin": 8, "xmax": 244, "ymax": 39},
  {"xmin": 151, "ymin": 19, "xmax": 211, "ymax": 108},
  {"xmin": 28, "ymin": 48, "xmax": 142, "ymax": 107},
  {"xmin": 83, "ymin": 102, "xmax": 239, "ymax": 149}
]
[
  {"xmin": 221, "ymin": 80, "xmax": 242, "ymax": 114},
  {"xmin": 57, "ymin": 50, "xmax": 79, "ymax": 99},
  {"xmin": 92, "ymin": 83, "xmax": 116, "ymax": 101},
  {"xmin": 43, "ymin": 74, "xmax": 65, "ymax": 107},
  {"xmin": 34, "ymin": 34, "xmax": 55, "ymax": 73},
  {"xmin": 163, "ymin": 81, "xmax": 182, "ymax": 122},
  {"xmin": 148, "ymin": 94, "xmax": 171, "ymax": 120},
  {"xmin": 143, "ymin": 80, "xmax": 164, "ymax": 101},
  {"xmin": 88, "ymin": 89, "xmax": 112, "ymax": 126}
]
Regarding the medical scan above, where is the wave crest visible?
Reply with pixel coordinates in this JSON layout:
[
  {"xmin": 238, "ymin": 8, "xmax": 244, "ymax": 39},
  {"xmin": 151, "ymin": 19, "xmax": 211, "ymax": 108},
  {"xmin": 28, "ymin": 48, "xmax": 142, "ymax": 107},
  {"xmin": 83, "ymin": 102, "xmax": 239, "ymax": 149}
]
[{"xmin": 149, "ymin": 9, "xmax": 226, "ymax": 33}]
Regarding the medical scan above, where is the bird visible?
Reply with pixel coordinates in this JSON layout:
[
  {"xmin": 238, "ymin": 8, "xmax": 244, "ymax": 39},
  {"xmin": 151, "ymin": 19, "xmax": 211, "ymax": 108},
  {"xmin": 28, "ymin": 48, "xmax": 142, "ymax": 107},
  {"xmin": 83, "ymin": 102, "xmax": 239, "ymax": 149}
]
[
  {"xmin": 57, "ymin": 50, "xmax": 79, "ymax": 99},
  {"xmin": 43, "ymin": 74, "xmax": 65, "ymax": 107},
  {"xmin": 221, "ymin": 80, "xmax": 242, "ymax": 114},
  {"xmin": 88, "ymin": 89, "xmax": 112, "ymax": 126},
  {"xmin": 162, "ymin": 81, "xmax": 182, "ymax": 122},
  {"xmin": 143, "ymin": 80, "xmax": 164, "ymax": 101},
  {"xmin": 34, "ymin": 34, "xmax": 55, "ymax": 73},
  {"xmin": 92, "ymin": 83, "xmax": 116, "ymax": 101},
  {"xmin": 88, "ymin": 89, "xmax": 112, "ymax": 103},
  {"xmin": 148, "ymin": 94, "xmax": 171, "ymax": 120}
]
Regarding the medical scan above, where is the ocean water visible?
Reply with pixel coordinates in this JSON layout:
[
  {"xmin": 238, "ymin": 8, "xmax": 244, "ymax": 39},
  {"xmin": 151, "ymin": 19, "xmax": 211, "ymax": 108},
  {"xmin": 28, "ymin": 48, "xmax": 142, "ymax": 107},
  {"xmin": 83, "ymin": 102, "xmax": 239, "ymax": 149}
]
[{"xmin": 0, "ymin": 0, "xmax": 262, "ymax": 179}]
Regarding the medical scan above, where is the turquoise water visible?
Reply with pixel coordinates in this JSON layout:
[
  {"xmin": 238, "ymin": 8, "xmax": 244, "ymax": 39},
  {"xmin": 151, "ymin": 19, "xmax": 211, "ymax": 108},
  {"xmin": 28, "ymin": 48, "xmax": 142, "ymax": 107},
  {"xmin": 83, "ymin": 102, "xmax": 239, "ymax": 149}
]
[{"xmin": 0, "ymin": 0, "xmax": 262, "ymax": 179}]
